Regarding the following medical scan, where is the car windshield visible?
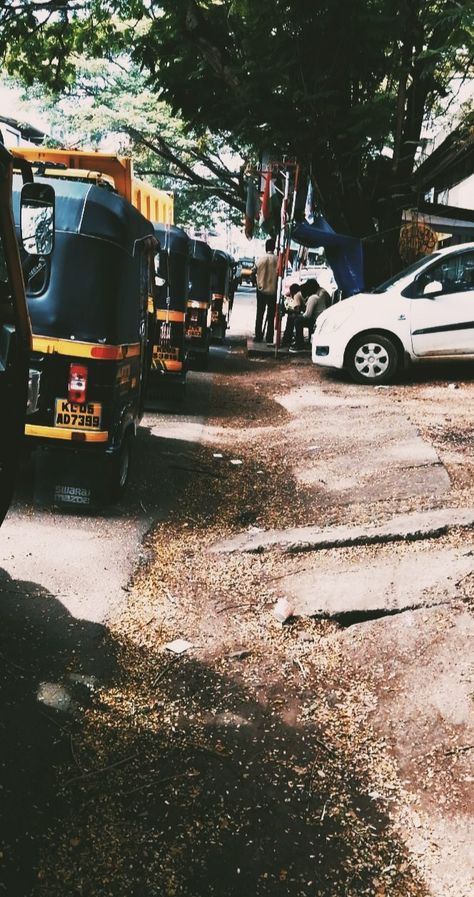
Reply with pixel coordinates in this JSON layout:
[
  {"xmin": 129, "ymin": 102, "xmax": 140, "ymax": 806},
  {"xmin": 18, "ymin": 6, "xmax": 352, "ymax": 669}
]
[{"xmin": 372, "ymin": 253, "xmax": 442, "ymax": 293}]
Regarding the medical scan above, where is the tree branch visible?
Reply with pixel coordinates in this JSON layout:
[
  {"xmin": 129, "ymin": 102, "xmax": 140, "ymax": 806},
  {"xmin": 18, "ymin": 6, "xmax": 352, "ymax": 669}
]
[{"xmin": 127, "ymin": 126, "xmax": 244, "ymax": 212}]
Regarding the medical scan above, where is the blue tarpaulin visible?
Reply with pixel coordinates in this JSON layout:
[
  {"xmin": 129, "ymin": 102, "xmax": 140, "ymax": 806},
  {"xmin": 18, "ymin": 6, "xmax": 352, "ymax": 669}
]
[{"xmin": 292, "ymin": 217, "xmax": 365, "ymax": 298}]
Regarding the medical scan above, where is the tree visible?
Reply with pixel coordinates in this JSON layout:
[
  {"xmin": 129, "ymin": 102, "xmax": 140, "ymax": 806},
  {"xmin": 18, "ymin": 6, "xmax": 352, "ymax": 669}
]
[
  {"xmin": 127, "ymin": 0, "xmax": 473, "ymax": 281},
  {"xmin": 17, "ymin": 57, "xmax": 251, "ymax": 230},
  {"xmin": 2, "ymin": 1, "xmax": 473, "ymax": 281}
]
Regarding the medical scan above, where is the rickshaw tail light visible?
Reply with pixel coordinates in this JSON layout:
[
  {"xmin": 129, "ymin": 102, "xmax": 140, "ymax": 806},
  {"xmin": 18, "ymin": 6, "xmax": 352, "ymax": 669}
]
[{"xmin": 68, "ymin": 363, "xmax": 88, "ymax": 404}]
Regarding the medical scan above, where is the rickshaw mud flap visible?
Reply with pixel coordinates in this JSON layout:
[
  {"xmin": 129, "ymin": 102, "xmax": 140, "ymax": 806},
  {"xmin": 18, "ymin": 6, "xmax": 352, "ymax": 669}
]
[
  {"xmin": 156, "ymin": 369, "xmax": 186, "ymax": 383},
  {"xmin": 32, "ymin": 447, "xmax": 113, "ymax": 509},
  {"xmin": 31, "ymin": 335, "xmax": 141, "ymax": 360}
]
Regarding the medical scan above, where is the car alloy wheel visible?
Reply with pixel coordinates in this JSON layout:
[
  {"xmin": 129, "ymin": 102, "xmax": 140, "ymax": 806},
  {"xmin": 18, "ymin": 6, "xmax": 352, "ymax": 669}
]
[{"xmin": 348, "ymin": 332, "xmax": 398, "ymax": 384}]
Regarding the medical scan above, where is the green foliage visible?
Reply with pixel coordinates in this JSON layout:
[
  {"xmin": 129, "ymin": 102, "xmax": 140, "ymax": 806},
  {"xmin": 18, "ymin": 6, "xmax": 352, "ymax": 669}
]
[
  {"xmin": 7, "ymin": 59, "xmax": 248, "ymax": 232},
  {"xmin": 2, "ymin": 0, "xmax": 473, "ymax": 266},
  {"xmin": 0, "ymin": 2, "xmax": 121, "ymax": 91},
  {"xmin": 126, "ymin": 0, "xmax": 473, "ymax": 237}
]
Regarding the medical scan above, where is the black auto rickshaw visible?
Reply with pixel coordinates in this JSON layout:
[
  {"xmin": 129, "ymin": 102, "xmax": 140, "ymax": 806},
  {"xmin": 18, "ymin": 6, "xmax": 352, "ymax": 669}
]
[
  {"xmin": 0, "ymin": 147, "xmax": 55, "ymax": 524},
  {"xmin": 152, "ymin": 223, "xmax": 190, "ymax": 386},
  {"xmin": 13, "ymin": 175, "xmax": 158, "ymax": 506},
  {"xmin": 185, "ymin": 238, "xmax": 212, "ymax": 369},
  {"xmin": 210, "ymin": 249, "xmax": 236, "ymax": 342}
]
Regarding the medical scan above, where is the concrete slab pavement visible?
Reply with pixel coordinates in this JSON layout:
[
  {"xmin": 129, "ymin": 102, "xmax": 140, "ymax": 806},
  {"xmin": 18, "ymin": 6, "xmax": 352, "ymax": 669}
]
[
  {"xmin": 211, "ymin": 506, "xmax": 474, "ymax": 555},
  {"xmin": 277, "ymin": 547, "xmax": 473, "ymax": 619}
]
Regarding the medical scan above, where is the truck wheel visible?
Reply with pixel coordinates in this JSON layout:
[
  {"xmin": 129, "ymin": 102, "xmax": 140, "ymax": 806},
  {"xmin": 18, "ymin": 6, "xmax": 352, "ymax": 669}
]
[{"xmin": 347, "ymin": 333, "xmax": 398, "ymax": 384}]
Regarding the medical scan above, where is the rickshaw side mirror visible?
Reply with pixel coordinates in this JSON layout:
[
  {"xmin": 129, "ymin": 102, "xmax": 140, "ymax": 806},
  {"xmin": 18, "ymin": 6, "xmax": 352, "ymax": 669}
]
[
  {"xmin": 20, "ymin": 183, "xmax": 55, "ymax": 256},
  {"xmin": 153, "ymin": 253, "xmax": 167, "ymax": 287}
]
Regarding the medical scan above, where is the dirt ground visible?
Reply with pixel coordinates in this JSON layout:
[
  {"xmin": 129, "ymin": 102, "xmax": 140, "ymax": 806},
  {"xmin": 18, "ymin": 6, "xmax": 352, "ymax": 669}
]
[{"xmin": 3, "ymin": 312, "xmax": 474, "ymax": 896}]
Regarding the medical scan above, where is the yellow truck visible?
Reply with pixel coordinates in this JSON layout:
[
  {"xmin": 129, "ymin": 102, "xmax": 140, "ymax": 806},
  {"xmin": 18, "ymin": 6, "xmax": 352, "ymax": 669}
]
[{"xmin": 11, "ymin": 147, "xmax": 174, "ymax": 225}]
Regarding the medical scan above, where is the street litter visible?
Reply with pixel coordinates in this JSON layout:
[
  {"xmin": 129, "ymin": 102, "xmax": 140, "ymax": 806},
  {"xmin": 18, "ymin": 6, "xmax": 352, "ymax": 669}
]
[
  {"xmin": 273, "ymin": 597, "xmax": 295, "ymax": 623},
  {"xmin": 227, "ymin": 649, "xmax": 251, "ymax": 660},
  {"xmin": 213, "ymin": 453, "xmax": 223, "ymax": 458},
  {"xmin": 230, "ymin": 459, "xmax": 243, "ymax": 465},
  {"xmin": 164, "ymin": 639, "xmax": 194, "ymax": 654},
  {"xmin": 448, "ymin": 383, "xmax": 460, "ymax": 390}
]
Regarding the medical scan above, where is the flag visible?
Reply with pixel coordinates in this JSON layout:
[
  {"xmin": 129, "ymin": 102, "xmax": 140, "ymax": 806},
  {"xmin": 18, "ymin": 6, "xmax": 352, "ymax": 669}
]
[
  {"xmin": 244, "ymin": 177, "xmax": 259, "ymax": 239},
  {"xmin": 260, "ymin": 170, "xmax": 281, "ymax": 236},
  {"xmin": 304, "ymin": 178, "xmax": 314, "ymax": 224}
]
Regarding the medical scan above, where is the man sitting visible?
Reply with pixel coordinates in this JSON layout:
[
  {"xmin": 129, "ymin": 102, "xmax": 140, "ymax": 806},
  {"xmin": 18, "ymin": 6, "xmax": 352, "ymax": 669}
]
[
  {"xmin": 281, "ymin": 282, "xmax": 304, "ymax": 347},
  {"xmin": 289, "ymin": 278, "xmax": 331, "ymax": 353}
]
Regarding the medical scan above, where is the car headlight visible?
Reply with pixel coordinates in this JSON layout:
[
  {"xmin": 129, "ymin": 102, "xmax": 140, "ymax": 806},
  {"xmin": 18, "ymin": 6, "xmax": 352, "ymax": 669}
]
[{"xmin": 318, "ymin": 306, "xmax": 354, "ymax": 335}]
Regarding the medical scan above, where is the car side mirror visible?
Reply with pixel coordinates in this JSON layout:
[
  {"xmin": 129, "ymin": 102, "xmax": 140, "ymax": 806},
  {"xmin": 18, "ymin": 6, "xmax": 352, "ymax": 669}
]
[
  {"xmin": 423, "ymin": 280, "xmax": 442, "ymax": 298},
  {"xmin": 20, "ymin": 183, "xmax": 55, "ymax": 256}
]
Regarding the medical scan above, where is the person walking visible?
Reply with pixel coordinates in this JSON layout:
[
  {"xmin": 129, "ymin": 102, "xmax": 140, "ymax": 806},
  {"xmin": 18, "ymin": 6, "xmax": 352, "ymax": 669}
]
[{"xmin": 254, "ymin": 238, "xmax": 278, "ymax": 344}]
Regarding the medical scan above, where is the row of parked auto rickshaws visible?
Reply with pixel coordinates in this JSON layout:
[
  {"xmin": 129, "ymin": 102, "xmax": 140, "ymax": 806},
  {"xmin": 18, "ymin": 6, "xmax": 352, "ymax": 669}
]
[
  {"xmin": 9, "ymin": 169, "xmax": 237, "ymax": 507},
  {"xmin": 154, "ymin": 223, "xmax": 237, "ymax": 375}
]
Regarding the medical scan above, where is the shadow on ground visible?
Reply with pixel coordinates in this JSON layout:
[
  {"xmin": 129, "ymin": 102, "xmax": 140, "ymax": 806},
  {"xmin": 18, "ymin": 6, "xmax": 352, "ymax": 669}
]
[
  {"xmin": 318, "ymin": 358, "xmax": 474, "ymax": 389},
  {"xmin": 0, "ymin": 566, "xmax": 428, "ymax": 896},
  {"xmin": 0, "ymin": 569, "xmax": 116, "ymax": 896}
]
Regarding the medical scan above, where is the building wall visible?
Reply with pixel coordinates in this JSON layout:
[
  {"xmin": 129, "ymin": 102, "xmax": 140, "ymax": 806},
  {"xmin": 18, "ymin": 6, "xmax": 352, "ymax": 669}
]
[
  {"xmin": 0, "ymin": 117, "xmax": 44, "ymax": 148},
  {"xmin": 437, "ymin": 173, "xmax": 474, "ymax": 211}
]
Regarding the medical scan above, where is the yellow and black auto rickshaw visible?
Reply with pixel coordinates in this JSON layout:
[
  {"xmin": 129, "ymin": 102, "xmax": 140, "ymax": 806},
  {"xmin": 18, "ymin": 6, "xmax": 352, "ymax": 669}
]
[
  {"xmin": 185, "ymin": 238, "xmax": 212, "ymax": 370},
  {"xmin": 0, "ymin": 145, "xmax": 55, "ymax": 524},
  {"xmin": 152, "ymin": 223, "xmax": 190, "ymax": 386},
  {"xmin": 210, "ymin": 249, "xmax": 236, "ymax": 342},
  {"xmin": 13, "ymin": 174, "xmax": 157, "ymax": 506}
]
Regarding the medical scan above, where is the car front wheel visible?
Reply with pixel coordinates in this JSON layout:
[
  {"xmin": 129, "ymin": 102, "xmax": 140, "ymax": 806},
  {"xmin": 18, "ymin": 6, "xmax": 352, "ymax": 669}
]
[{"xmin": 347, "ymin": 332, "xmax": 398, "ymax": 384}]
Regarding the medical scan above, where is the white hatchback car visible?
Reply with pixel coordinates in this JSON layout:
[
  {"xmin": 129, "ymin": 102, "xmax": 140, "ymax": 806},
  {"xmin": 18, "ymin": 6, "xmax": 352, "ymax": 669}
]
[{"xmin": 312, "ymin": 242, "xmax": 474, "ymax": 384}]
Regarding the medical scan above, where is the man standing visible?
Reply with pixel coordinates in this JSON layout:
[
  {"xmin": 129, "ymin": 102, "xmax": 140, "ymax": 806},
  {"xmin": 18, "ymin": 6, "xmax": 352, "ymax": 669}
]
[{"xmin": 254, "ymin": 238, "xmax": 278, "ymax": 344}]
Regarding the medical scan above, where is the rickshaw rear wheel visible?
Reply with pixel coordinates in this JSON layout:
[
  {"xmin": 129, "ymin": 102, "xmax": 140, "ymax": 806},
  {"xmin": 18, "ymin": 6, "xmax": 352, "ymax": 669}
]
[{"xmin": 106, "ymin": 430, "xmax": 133, "ymax": 501}]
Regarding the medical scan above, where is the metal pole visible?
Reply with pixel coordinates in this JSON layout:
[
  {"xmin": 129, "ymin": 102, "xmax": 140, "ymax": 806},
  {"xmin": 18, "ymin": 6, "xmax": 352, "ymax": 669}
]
[{"xmin": 274, "ymin": 168, "xmax": 291, "ymax": 357}]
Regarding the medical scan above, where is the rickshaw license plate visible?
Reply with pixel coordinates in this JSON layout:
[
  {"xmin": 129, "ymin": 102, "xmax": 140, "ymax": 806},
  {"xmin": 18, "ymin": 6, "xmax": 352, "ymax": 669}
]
[
  {"xmin": 154, "ymin": 347, "xmax": 179, "ymax": 361},
  {"xmin": 186, "ymin": 326, "xmax": 202, "ymax": 337},
  {"xmin": 54, "ymin": 399, "xmax": 102, "ymax": 430}
]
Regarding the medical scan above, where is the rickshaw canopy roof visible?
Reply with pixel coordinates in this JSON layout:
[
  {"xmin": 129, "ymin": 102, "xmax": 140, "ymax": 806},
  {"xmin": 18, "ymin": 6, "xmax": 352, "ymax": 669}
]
[
  {"xmin": 13, "ymin": 175, "xmax": 154, "ymax": 253},
  {"xmin": 190, "ymin": 238, "xmax": 213, "ymax": 263},
  {"xmin": 153, "ymin": 223, "xmax": 190, "ymax": 256},
  {"xmin": 212, "ymin": 248, "xmax": 234, "ymax": 270}
]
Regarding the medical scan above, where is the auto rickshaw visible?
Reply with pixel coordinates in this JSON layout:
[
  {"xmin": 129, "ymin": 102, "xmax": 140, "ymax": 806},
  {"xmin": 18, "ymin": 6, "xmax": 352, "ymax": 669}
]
[
  {"xmin": 238, "ymin": 256, "xmax": 255, "ymax": 286},
  {"xmin": 185, "ymin": 238, "xmax": 212, "ymax": 369},
  {"xmin": 210, "ymin": 249, "xmax": 235, "ymax": 342},
  {"xmin": 0, "ymin": 145, "xmax": 55, "ymax": 525},
  {"xmin": 152, "ymin": 223, "xmax": 190, "ymax": 385},
  {"xmin": 13, "ymin": 175, "xmax": 158, "ymax": 506}
]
